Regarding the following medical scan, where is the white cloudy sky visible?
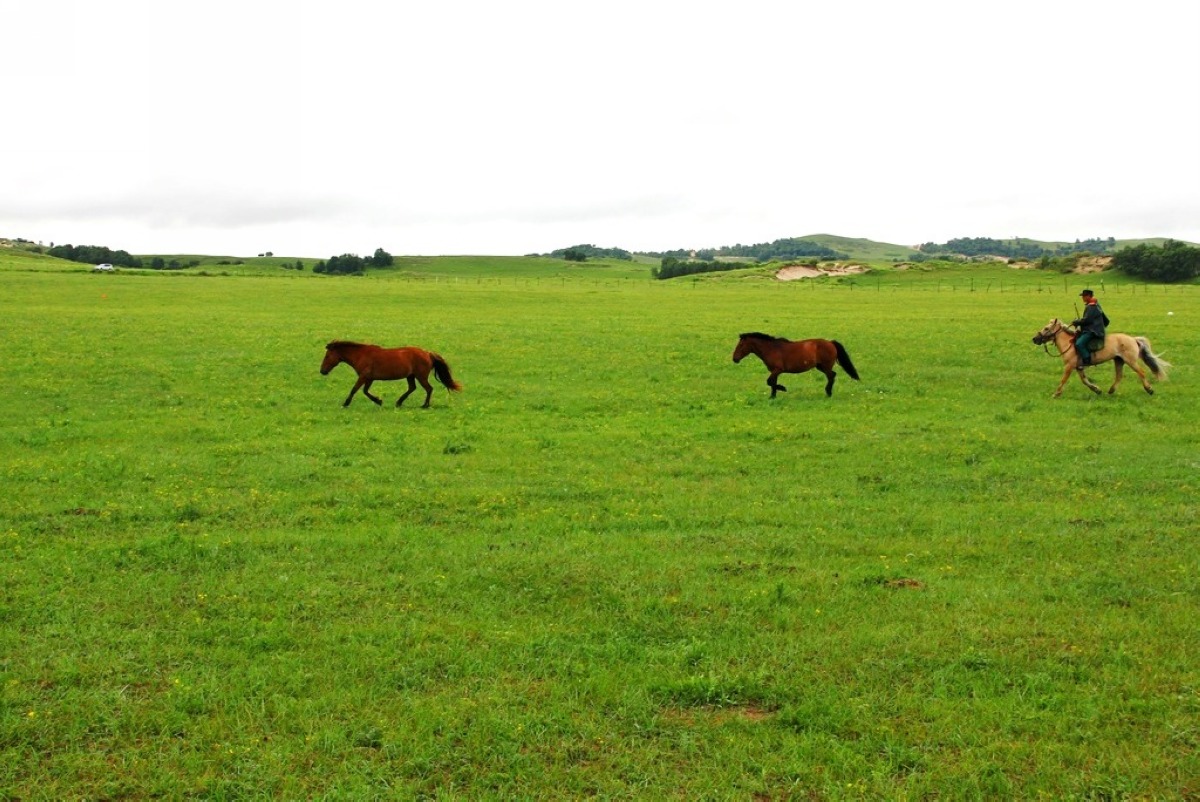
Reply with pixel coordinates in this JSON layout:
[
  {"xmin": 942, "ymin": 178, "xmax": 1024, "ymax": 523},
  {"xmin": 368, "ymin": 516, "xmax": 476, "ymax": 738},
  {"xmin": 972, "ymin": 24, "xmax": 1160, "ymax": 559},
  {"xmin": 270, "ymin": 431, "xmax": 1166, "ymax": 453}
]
[{"xmin": 3, "ymin": 0, "xmax": 1198, "ymax": 257}]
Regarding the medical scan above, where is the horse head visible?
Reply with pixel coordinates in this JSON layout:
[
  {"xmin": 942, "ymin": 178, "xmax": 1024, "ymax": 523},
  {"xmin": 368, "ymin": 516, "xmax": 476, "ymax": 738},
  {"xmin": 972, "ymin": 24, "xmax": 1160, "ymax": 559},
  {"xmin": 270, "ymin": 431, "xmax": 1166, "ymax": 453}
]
[
  {"xmin": 732, "ymin": 332, "xmax": 774, "ymax": 363},
  {"xmin": 732, "ymin": 337, "xmax": 751, "ymax": 363},
  {"xmin": 1031, "ymin": 318, "xmax": 1066, "ymax": 346},
  {"xmin": 320, "ymin": 342, "xmax": 346, "ymax": 374}
]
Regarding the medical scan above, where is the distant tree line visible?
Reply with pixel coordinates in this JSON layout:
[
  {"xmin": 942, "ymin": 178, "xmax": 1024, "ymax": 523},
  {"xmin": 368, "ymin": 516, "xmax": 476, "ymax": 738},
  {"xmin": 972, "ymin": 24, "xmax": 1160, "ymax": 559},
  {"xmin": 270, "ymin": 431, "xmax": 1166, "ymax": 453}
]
[
  {"xmin": 1111, "ymin": 239, "xmax": 1200, "ymax": 282},
  {"xmin": 147, "ymin": 257, "xmax": 200, "ymax": 270},
  {"xmin": 719, "ymin": 237, "xmax": 847, "ymax": 262},
  {"xmin": 916, "ymin": 237, "xmax": 1117, "ymax": 261},
  {"xmin": 48, "ymin": 243, "xmax": 141, "ymax": 268},
  {"xmin": 652, "ymin": 257, "xmax": 751, "ymax": 280},
  {"xmin": 313, "ymin": 248, "xmax": 394, "ymax": 275},
  {"xmin": 646, "ymin": 236, "xmax": 850, "ymax": 279},
  {"xmin": 548, "ymin": 244, "xmax": 633, "ymax": 262},
  {"xmin": 648, "ymin": 237, "xmax": 846, "ymax": 264}
]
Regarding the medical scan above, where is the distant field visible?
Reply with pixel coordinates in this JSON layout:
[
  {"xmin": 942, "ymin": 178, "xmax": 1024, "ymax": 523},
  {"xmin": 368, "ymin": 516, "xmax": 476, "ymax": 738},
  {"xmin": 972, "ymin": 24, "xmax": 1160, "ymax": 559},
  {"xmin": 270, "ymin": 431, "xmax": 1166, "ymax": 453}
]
[{"xmin": 1, "ymin": 250, "xmax": 1197, "ymax": 798}]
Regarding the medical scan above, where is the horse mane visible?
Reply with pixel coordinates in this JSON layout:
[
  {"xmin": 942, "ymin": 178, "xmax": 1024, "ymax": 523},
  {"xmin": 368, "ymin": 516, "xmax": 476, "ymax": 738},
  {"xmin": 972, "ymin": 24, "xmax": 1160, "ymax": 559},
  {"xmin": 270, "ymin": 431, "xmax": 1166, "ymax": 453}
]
[
  {"xmin": 739, "ymin": 331, "xmax": 790, "ymax": 342},
  {"xmin": 325, "ymin": 340, "xmax": 367, "ymax": 350}
]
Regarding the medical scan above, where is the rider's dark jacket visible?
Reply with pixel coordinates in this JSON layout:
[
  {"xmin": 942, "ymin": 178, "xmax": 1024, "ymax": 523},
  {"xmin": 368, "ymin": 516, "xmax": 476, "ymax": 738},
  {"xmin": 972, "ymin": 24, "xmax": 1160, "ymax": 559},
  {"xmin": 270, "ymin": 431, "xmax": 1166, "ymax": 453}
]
[{"xmin": 1073, "ymin": 302, "xmax": 1107, "ymax": 338}]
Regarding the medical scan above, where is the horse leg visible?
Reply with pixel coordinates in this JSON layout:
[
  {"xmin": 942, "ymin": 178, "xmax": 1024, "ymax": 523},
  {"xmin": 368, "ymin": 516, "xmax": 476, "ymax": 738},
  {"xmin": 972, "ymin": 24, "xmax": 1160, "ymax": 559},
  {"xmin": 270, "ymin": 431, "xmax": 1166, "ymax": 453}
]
[
  {"xmin": 1127, "ymin": 357, "xmax": 1153, "ymax": 395},
  {"xmin": 767, "ymin": 371, "xmax": 786, "ymax": 398},
  {"xmin": 418, "ymin": 375, "xmax": 434, "ymax": 407},
  {"xmin": 396, "ymin": 377, "xmax": 417, "ymax": 407},
  {"xmin": 343, "ymin": 377, "xmax": 367, "ymax": 407},
  {"xmin": 822, "ymin": 368, "xmax": 836, "ymax": 397},
  {"xmin": 361, "ymin": 380, "xmax": 383, "ymax": 406},
  {"xmin": 1076, "ymin": 369, "xmax": 1102, "ymax": 395},
  {"xmin": 1108, "ymin": 358, "xmax": 1124, "ymax": 395},
  {"xmin": 1053, "ymin": 365, "xmax": 1073, "ymax": 398}
]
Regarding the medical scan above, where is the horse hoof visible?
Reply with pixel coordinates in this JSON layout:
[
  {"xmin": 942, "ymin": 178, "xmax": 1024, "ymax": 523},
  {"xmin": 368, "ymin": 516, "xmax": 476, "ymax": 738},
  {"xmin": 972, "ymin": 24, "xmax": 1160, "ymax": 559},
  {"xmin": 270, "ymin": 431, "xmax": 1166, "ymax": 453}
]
[{"xmin": 1146, "ymin": 387, "xmax": 1154, "ymax": 395}]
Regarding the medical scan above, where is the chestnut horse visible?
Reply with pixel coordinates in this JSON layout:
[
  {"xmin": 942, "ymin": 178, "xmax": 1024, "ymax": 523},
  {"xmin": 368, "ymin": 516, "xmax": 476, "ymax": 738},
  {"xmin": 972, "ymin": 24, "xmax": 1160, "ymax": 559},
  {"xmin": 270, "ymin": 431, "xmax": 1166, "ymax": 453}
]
[
  {"xmin": 320, "ymin": 341, "xmax": 462, "ymax": 408},
  {"xmin": 732, "ymin": 332, "xmax": 860, "ymax": 398},
  {"xmin": 1031, "ymin": 318, "xmax": 1168, "ymax": 397}
]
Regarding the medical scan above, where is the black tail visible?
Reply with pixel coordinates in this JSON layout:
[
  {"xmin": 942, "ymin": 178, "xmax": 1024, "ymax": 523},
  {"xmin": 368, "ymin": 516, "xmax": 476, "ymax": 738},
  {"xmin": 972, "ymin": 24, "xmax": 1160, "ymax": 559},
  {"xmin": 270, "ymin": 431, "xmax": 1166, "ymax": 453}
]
[
  {"xmin": 431, "ymin": 354, "xmax": 463, "ymax": 392},
  {"xmin": 833, "ymin": 341, "xmax": 860, "ymax": 380}
]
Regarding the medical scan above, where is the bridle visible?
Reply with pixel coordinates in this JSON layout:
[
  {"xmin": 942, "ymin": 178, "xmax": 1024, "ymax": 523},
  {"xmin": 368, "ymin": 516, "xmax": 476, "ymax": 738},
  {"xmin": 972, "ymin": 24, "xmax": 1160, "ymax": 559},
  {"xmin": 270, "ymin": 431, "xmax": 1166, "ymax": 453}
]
[{"xmin": 1033, "ymin": 319, "xmax": 1076, "ymax": 357}]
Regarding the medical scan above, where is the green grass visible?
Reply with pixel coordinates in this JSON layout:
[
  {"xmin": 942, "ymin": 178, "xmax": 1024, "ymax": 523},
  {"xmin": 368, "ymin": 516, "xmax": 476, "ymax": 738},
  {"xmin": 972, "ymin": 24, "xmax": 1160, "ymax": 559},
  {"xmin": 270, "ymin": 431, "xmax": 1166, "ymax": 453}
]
[{"xmin": 1, "ymin": 248, "xmax": 1197, "ymax": 798}]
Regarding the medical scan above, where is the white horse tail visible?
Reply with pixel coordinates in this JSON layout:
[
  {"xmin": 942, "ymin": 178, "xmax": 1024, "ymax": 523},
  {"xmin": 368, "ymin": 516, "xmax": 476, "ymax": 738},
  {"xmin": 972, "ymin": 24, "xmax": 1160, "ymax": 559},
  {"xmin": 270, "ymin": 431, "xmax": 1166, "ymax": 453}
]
[{"xmin": 1137, "ymin": 337, "xmax": 1171, "ymax": 380}]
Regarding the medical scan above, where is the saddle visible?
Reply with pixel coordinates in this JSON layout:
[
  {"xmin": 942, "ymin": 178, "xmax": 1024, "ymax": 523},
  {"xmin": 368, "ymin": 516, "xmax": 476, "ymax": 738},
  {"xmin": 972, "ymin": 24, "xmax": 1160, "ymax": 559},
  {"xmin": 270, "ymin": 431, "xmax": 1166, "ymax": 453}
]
[{"xmin": 1071, "ymin": 333, "xmax": 1105, "ymax": 352}]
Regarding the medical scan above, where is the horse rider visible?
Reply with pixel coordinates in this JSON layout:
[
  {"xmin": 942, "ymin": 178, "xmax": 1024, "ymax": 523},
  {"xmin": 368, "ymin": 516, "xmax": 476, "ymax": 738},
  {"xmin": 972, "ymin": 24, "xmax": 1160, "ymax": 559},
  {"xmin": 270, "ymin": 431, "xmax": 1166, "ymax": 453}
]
[{"xmin": 1072, "ymin": 288, "xmax": 1108, "ymax": 369}]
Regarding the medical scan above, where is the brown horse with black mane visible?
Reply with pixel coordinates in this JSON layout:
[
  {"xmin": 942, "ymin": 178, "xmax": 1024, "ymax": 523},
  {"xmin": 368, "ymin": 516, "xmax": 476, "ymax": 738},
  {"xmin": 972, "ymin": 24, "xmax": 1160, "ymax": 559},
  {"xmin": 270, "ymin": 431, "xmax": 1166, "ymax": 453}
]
[
  {"xmin": 320, "ymin": 341, "xmax": 462, "ymax": 408},
  {"xmin": 733, "ymin": 332, "xmax": 860, "ymax": 398}
]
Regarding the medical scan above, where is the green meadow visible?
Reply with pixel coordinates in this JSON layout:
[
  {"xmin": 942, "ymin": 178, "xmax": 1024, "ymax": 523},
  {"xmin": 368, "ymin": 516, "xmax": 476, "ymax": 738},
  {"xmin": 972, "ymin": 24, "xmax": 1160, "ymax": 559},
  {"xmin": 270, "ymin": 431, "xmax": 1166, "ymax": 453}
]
[{"xmin": 1, "ymin": 251, "xmax": 1197, "ymax": 799}]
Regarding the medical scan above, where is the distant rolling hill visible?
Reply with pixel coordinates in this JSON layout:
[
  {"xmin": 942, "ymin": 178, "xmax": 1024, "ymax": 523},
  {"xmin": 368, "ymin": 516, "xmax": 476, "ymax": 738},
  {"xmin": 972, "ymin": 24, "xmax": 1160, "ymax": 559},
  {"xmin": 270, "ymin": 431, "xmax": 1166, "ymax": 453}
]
[{"xmin": 792, "ymin": 234, "xmax": 919, "ymax": 262}]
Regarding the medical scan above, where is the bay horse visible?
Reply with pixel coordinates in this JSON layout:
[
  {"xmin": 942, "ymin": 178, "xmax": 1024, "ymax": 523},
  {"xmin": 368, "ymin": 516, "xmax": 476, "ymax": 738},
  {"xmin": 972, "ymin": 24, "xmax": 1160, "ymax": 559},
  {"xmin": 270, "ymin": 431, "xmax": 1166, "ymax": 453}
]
[
  {"xmin": 1031, "ymin": 318, "xmax": 1169, "ymax": 397},
  {"xmin": 320, "ymin": 341, "xmax": 462, "ymax": 408},
  {"xmin": 732, "ymin": 332, "xmax": 860, "ymax": 398}
]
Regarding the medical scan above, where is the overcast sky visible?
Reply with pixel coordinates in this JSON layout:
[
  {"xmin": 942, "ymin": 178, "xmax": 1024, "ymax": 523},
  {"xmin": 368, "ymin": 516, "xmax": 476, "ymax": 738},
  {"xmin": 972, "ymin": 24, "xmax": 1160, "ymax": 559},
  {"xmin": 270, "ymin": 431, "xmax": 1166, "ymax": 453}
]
[{"xmin": 3, "ymin": 1, "xmax": 1198, "ymax": 257}]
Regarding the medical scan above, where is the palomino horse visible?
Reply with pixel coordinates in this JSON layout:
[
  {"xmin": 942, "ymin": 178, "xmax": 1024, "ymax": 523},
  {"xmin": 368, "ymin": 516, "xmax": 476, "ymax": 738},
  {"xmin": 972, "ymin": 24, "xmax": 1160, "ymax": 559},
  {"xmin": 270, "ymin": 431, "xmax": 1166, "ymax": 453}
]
[
  {"xmin": 1031, "ymin": 318, "xmax": 1169, "ymax": 397},
  {"xmin": 732, "ymin": 332, "xmax": 860, "ymax": 398},
  {"xmin": 320, "ymin": 341, "xmax": 462, "ymax": 408}
]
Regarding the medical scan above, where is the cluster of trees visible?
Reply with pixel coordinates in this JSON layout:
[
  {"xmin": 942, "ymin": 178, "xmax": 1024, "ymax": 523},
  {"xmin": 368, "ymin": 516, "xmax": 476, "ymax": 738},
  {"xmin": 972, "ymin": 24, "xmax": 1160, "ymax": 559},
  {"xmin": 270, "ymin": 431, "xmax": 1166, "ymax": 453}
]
[
  {"xmin": 1111, "ymin": 239, "xmax": 1200, "ymax": 282},
  {"xmin": 647, "ymin": 236, "xmax": 850, "ymax": 279},
  {"xmin": 917, "ymin": 237, "xmax": 1117, "ymax": 260},
  {"xmin": 147, "ymin": 257, "xmax": 200, "ymax": 270},
  {"xmin": 313, "ymin": 248, "xmax": 394, "ymax": 275},
  {"xmin": 719, "ymin": 237, "xmax": 847, "ymax": 262},
  {"xmin": 651, "ymin": 248, "xmax": 722, "ymax": 261},
  {"xmin": 548, "ymin": 244, "xmax": 633, "ymax": 262},
  {"xmin": 48, "ymin": 243, "xmax": 141, "ymax": 268},
  {"xmin": 652, "ymin": 257, "xmax": 750, "ymax": 280},
  {"xmin": 649, "ymin": 237, "xmax": 847, "ymax": 264}
]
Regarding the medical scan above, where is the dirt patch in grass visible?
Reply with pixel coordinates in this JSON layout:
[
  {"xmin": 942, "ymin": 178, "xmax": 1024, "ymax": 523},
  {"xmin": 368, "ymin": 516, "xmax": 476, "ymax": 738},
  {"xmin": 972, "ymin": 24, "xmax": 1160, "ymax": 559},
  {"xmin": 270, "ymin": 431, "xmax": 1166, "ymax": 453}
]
[
  {"xmin": 884, "ymin": 578, "xmax": 925, "ymax": 589},
  {"xmin": 1010, "ymin": 255, "xmax": 1112, "ymax": 273},
  {"xmin": 776, "ymin": 264, "xmax": 868, "ymax": 280},
  {"xmin": 661, "ymin": 705, "xmax": 776, "ymax": 725},
  {"xmin": 1074, "ymin": 255, "xmax": 1112, "ymax": 273}
]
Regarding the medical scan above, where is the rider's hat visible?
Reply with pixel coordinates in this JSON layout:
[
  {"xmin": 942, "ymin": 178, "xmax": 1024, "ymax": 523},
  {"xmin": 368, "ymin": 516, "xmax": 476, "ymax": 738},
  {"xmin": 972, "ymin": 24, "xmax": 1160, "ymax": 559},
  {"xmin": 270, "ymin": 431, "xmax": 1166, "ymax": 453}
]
[{"xmin": 1079, "ymin": 288, "xmax": 1094, "ymax": 297}]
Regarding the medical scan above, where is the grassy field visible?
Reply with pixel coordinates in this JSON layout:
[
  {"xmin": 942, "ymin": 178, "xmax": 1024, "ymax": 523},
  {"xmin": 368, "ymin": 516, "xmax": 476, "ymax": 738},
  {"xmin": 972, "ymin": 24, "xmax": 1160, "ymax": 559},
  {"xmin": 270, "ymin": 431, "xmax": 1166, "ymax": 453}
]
[{"xmin": 1, "ymin": 249, "xmax": 1197, "ymax": 798}]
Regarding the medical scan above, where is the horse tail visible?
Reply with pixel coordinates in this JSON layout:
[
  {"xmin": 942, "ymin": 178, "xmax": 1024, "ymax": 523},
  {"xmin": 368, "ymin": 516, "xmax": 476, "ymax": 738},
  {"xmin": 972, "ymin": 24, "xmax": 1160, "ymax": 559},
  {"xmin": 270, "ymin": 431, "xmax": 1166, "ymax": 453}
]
[
  {"xmin": 1137, "ymin": 337, "xmax": 1170, "ymax": 380},
  {"xmin": 430, "ymin": 353, "xmax": 463, "ymax": 392},
  {"xmin": 832, "ymin": 341, "xmax": 860, "ymax": 380}
]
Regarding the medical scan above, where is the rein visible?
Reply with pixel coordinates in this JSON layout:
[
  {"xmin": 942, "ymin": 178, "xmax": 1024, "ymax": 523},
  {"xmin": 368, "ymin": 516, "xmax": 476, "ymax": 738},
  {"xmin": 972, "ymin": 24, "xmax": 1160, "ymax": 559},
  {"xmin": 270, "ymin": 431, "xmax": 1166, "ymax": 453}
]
[{"xmin": 1039, "ymin": 323, "xmax": 1076, "ymax": 358}]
